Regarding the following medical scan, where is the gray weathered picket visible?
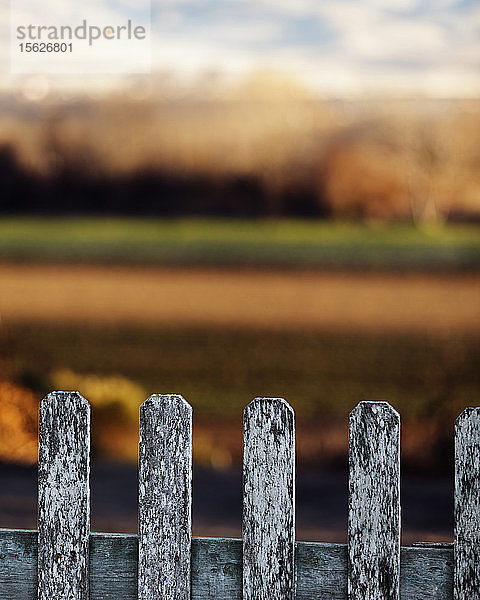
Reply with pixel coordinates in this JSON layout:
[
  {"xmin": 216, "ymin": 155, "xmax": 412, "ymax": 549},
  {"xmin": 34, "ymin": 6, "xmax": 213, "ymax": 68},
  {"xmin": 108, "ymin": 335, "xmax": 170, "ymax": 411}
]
[
  {"xmin": 138, "ymin": 394, "xmax": 192, "ymax": 600},
  {"xmin": 38, "ymin": 392, "xmax": 90, "ymax": 600},
  {"xmin": 243, "ymin": 398, "xmax": 295, "ymax": 600},
  {"xmin": 348, "ymin": 402, "xmax": 400, "ymax": 600},
  {"xmin": 454, "ymin": 407, "xmax": 480, "ymax": 600},
  {"xmin": 0, "ymin": 392, "xmax": 478, "ymax": 600}
]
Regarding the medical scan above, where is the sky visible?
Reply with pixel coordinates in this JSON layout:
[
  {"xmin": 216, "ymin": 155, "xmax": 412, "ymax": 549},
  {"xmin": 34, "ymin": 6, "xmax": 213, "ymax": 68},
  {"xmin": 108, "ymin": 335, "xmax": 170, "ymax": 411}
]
[
  {"xmin": 1, "ymin": 0, "xmax": 480, "ymax": 97},
  {"xmin": 153, "ymin": 0, "xmax": 480, "ymax": 96}
]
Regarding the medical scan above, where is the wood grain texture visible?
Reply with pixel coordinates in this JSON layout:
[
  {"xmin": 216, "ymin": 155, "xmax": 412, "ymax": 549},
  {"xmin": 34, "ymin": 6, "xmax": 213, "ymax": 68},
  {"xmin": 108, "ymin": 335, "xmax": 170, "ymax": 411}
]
[
  {"xmin": 38, "ymin": 392, "xmax": 90, "ymax": 600},
  {"xmin": 243, "ymin": 398, "xmax": 295, "ymax": 600},
  {"xmin": 139, "ymin": 394, "xmax": 192, "ymax": 600},
  {"xmin": 90, "ymin": 533, "xmax": 137, "ymax": 600},
  {"xmin": 0, "ymin": 531, "xmax": 455, "ymax": 600},
  {"xmin": 454, "ymin": 407, "xmax": 480, "ymax": 600},
  {"xmin": 348, "ymin": 401, "xmax": 400, "ymax": 600},
  {"xmin": 0, "ymin": 529, "xmax": 37, "ymax": 600}
]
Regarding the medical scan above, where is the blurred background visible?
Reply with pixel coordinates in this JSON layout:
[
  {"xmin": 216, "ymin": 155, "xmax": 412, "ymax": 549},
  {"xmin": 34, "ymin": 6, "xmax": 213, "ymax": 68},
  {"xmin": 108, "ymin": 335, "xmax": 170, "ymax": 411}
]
[{"xmin": 0, "ymin": 0, "xmax": 479, "ymax": 544}]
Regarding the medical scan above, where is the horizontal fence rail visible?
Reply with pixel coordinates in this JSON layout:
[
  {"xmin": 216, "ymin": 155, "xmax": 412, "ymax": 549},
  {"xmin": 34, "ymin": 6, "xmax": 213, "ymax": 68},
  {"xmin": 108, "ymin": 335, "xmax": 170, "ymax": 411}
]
[{"xmin": 0, "ymin": 392, "xmax": 478, "ymax": 600}]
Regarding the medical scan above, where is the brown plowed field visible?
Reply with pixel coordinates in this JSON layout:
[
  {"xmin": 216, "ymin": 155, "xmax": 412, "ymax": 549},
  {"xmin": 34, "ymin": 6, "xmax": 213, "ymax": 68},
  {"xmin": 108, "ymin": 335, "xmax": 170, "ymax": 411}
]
[{"xmin": 0, "ymin": 263, "xmax": 479, "ymax": 333}]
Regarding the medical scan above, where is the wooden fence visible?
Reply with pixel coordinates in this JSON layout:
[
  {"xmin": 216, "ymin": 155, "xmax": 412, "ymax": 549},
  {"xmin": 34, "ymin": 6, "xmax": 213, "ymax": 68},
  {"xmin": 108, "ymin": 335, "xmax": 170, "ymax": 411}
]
[{"xmin": 0, "ymin": 391, "xmax": 479, "ymax": 600}]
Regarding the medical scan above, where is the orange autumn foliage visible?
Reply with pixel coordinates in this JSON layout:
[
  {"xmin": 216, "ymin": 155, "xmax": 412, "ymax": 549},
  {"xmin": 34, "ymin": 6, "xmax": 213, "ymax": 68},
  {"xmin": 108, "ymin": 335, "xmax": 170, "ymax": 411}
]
[{"xmin": 0, "ymin": 380, "xmax": 39, "ymax": 464}]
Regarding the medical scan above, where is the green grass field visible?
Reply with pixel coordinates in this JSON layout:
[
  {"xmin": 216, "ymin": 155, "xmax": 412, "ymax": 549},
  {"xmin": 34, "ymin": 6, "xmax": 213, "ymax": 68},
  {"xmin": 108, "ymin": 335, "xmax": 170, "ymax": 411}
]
[{"xmin": 0, "ymin": 217, "xmax": 479, "ymax": 270}]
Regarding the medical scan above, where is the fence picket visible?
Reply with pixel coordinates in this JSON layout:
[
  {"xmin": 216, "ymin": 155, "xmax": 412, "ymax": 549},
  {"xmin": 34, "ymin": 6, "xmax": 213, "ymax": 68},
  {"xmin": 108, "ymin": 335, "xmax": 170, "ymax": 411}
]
[
  {"xmin": 138, "ymin": 394, "xmax": 192, "ymax": 600},
  {"xmin": 243, "ymin": 397, "xmax": 295, "ymax": 600},
  {"xmin": 454, "ymin": 407, "xmax": 480, "ymax": 600},
  {"xmin": 38, "ymin": 391, "xmax": 90, "ymax": 600},
  {"xmin": 4, "ymin": 389, "xmax": 478, "ymax": 600},
  {"xmin": 348, "ymin": 401, "xmax": 400, "ymax": 600}
]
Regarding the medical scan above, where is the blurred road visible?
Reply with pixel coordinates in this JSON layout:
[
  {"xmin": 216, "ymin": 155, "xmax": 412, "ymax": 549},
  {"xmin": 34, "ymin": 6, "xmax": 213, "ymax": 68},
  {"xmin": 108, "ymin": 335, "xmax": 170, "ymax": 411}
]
[{"xmin": 0, "ymin": 461, "xmax": 453, "ymax": 545}]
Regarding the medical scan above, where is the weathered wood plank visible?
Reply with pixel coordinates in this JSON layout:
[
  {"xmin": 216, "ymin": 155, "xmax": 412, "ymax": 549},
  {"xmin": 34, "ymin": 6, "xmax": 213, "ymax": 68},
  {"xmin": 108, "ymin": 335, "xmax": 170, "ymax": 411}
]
[
  {"xmin": 90, "ymin": 532, "xmax": 137, "ymax": 600},
  {"xmin": 192, "ymin": 536, "xmax": 242, "ymax": 600},
  {"xmin": 454, "ymin": 407, "xmax": 480, "ymax": 600},
  {"xmin": 0, "ymin": 529, "xmax": 36, "ymax": 600},
  {"xmin": 0, "ymin": 531, "xmax": 455, "ymax": 600},
  {"xmin": 243, "ymin": 398, "xmax": 295, "ymax": 600},
  {"xmin": 139, "ymin": 394, "xmax": 192, "ymax": 600},
  {"xmin": 348, "ymin": 401, "xmax": 400, "ymax": 600},
  {"xmin": 38, "ymin": 392, "xmax": 90, "ymax": 600}
]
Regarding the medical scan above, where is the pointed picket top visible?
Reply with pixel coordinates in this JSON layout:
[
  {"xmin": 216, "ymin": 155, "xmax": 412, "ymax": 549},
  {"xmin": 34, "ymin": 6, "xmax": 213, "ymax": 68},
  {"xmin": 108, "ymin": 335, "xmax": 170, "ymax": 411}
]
[
  {"xmin": 243, "ymin": 397, "xmax": 295, "ymax": 600},
  {"xmin": 39, "ymin": 390, "xmax": 90, "ymax": 425},
  {"xmin": 140, "ymin": 393, "xmax": 192, "ymax": 415},
  {"xmin": 38, "ymin": 391, "xmax": 91, "ymax": 600},
  {"xmin": 454, "ymin": 406, "xmax": 480, "ymax": 600},
  {"xmin": 244, "ymin": 396, "xmax": 294, "ymax": 427},
  {"xmin": 350, "ymin": 400, "xmax": 400, "ymax": 428},
  {"xmin": 348, "ymin": 401, "xmax": 400, "ymax": 600},
  {"xmin": 455, "ymin": 406, "xmax": 480, "ymax": 434},
  {"xmin": 138, "ymin": 394, "xmax": 193, "ymax": 600}
]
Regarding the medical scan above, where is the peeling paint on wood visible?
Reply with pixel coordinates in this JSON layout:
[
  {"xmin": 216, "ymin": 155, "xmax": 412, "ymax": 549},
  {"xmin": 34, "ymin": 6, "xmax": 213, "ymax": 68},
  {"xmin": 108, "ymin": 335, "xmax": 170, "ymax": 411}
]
[
  {"xmin": 0, "ymin": 531, "xmax": 455, "ymax": 600},
  {"xmin": 243, "ymin": 398, "xmax": 295, "ymax": 600},
  {"xmin": 138, "ymin": 394, "xmax": 192, "ymax": 600},
  {"xmin": 454, "ymin": 407, "xmax": 480, "ymax": 600},
  {"xmin": 348, "ymin": 401, "xmax": 400, "ymax": 600},
  {"xmin": 38, "ymin": 392, "xmax": 90, "ymax": 600}
]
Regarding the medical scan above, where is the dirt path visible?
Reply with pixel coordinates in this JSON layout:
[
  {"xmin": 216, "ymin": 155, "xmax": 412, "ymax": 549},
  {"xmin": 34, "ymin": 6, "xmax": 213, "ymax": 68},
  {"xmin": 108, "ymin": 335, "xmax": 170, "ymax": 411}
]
[{"xmin": 0, "ymin": 263, "xmax": 479, "ymax": 333}]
